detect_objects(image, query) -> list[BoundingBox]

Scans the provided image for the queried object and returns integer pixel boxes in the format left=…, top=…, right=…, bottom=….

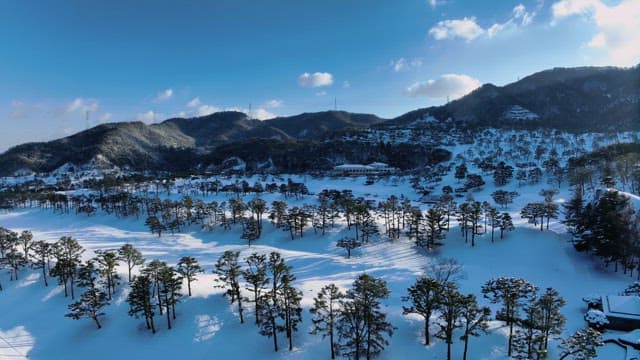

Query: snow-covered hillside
left=0, top=167, right=638, bottom=359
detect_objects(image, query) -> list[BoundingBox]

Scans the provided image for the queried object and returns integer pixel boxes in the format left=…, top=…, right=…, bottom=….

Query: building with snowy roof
left=333, top=162, right=396, bottom=176
left=602, top=295, right=640, bottom=331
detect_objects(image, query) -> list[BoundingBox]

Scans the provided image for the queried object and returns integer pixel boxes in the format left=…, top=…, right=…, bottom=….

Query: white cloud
left=429, top=17, right=485, bottom=41
left=429, top=4, right=536, bottom=41
left=551, top=0, right=598, bottom=19
left=65, top=98, right=99, bottom=114
left=136, top=110, right=161, bottom=124
left=427, top=0, right=445, bottom=8
left=181, top=97, right=220, bottom=117
left=251, top=108, right=276, bottom=120
left=9, top=100, right=30, bottom=119
left=154, top=88, right=173, bottom=102
left=390, top=58, right=423, bottom=72
left=97, top=113, right=112, bottom=123
left=551, top=0, right=640, bottom=66
left=186, top=97, right=201, bottom=108
left=264, top=99, right=283, bottom=108
left=227, top=106, right=276, bottom=120
left=298, top=72, right=334, bottom=87
left=342, top=81, right=351, bottom=89
left=405, top=73, right=481, bottom=99
left=512, top=4, right=535, bottom=26
left=195, top=105, right=219, bottom=116
left=315, top=91, right=327, bottom=97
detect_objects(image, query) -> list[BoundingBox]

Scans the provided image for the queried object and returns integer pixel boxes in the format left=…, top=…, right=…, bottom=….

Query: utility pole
left=85, top=110, right=90, bottom=130
left=334, top=97, right=337, bottom=111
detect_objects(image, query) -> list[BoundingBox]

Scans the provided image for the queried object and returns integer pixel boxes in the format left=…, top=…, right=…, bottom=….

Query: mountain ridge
left=1, top=64, right=638, bottom=175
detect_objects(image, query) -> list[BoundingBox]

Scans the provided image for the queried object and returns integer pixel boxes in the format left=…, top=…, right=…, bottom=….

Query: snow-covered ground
left=0, top=169, right=637, bottom=360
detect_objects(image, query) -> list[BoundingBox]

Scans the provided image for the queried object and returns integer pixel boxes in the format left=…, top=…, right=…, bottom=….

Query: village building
left=333, top=162, right=397, bottom=176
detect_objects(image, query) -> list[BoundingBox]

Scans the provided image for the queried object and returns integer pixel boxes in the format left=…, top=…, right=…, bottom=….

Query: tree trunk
left=508, top=320, right=514, bottom=356
left=166, top=302, right=172, bottom=329
left=238, top=295, right=244, bottom=324
left=70, top=275, right=75, bottom=299
left=463, top=335, right=469, bottom=360
left=272, top=314, right=278, bottom=352
left=149, top=313, right=156, bottom=334
left=42, top=265, right=48, bottom=287
left=93, top=316, right=102, bottom=329
left=330, top=325, right=335, bottom=359
left=424, top=317, right=430, bottom=345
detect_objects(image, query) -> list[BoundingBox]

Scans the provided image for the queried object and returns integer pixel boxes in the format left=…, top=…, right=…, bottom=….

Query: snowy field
left=0, top=172, right=637, bottom=360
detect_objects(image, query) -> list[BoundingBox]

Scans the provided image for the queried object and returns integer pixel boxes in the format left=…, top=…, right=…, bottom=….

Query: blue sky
left=1, top=0, right=638, bottom=150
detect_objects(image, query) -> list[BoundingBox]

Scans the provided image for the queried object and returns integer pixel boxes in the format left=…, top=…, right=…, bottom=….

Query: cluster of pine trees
left=564, top=188, right=640, bottom=276
left=2, top=226, right=602, bottom=359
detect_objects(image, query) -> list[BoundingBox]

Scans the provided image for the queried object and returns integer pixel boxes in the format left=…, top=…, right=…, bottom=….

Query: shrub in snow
left=622, top=282, right=640, bottom=297
left=581, top=295, right=602, bottom=310
left=584, top=309, right=608, bottom=330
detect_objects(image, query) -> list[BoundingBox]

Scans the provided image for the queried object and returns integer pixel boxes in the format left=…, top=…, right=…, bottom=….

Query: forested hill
left=385, top=65, right=640, bottom=131
left=0, top=111, right=385, bottom=175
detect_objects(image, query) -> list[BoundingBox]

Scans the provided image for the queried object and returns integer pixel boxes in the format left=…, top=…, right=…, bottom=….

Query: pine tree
left=241, top=218, right=260, bottom=246
left=562, top=187, right=586, bottom=240
left=248, top=198, right=268, bottom=237
left=455, top=163, right=468, bottom=182
left=310, top=284, right=344, bottom=359
left=486, top=206, right=500, bottom=243
left=127, top=274, right=157, bottom=334
left=145, top=215, right=165, bottom=237
left=214, top=251, right=244, bottom=324
left=257, top=251, right=296, bottom=352
left=482, top=277, right=538, bottom=357
left=95, top=249, right=120, bottom=300
left=18, top=230, right=33, bottom=262
left=32, top=240, right=51, bottom=286
left=65, top=260, right=109, bottom=329
left=493, top=161, right=514, bottom=186
left=242, top=253, right=268, bottom=324
left=118, top=243, right=145, bottom=282
left=142, top=259, right=167, bottom=315
left=336, top=237, right=362, bottom=259
left=5, top=247, right=26, bottom=281
left=491, top=190, right=519, bottom=209
left=558, top=328, right=603, bottom=360
left=158, top=265, right=182, bottom=329
left=514, top=297, right=544, bottom=359
left=402, top=276, right=442, bottom=345
left=336, top=273, right=394, bottom=360
left=435, top=282, right=466, bottom=360
left=498, top=212, right=515, bottom=239
left=459, top=294, right=490, bottom=360
left=52, top=236, right=84, bottom=299
left=543, top=202, right=559, bottom=230
left=176, top=256, right=203, bottom=296
left=424, top=207, right=447, bottom=249
left=536, top=287, right=566, bottom=354
left=282, top=283, right=303, bottom=351
left=521, top=202, right=546, bottom=231
left=590, top=190, right=635, bottom=271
